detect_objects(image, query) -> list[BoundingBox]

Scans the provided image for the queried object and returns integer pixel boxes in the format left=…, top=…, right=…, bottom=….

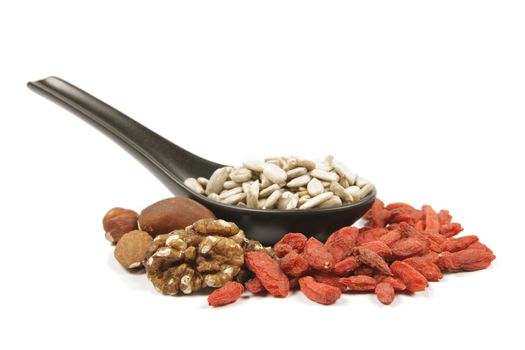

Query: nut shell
left=138, top=197, right=216, bottom=237
left=103, top=207, right=138, bottom=244
left=114, top=230, right=153, bottom=269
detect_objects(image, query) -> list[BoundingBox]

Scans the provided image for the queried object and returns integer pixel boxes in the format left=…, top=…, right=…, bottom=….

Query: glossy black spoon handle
left=27, top=77, right=222, bottom=192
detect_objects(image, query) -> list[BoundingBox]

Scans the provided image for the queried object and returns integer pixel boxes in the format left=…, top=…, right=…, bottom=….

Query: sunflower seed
left=299, top=192, right=334, bottom=209
left=222, top=192, right=246, bottom=205
left=223, top=180, right=241, bottom=190
left=219, top=187, right=243, bottom=200
left=230, top=167, right=252, bottom=183
left=318, top=195, right=343, bottom=208
left=286, top=174, right=312, bottom=188
left=286, top=193, right=299, bottom=210
left=257, top=198, right=267, bottom=209
left=263, top=163, right=287, bottom=186
left=197, top=177, right=209, bottom=187
left=205, top=167, right=231, bottom=195
left=334, top=161, right=356, bottom=186
left=277, top=191, right=293, bottom=209
left=330, top=182, right=352, bottom=202
left=298, top=195, right=311, bottom=206
left=286, top=167, right=308, bottom=179
left=355, top=183, right=373, bottom=201
left=243, top=159, right=265, bottom=172
left=259, top=183, right=281, bottom=198
left=263, top=189, right=282, bottom=209
left=307, top=178, right=324, bottom=197
left=246, top=180, right=260, bottom=209
left=260, top=173, right=272, bottom=189
left=310, top=169, right=339, bottom=182
left=184, top=178, right=204, bottom=194
left=283, top=158, right=298, bottom=171
left=356, top=176, right=370, bottom=188
left=297, top=159, right=316, bottom=171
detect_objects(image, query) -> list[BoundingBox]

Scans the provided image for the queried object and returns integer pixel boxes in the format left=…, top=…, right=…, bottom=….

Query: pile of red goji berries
left=207, top=199, right=496, bottom=307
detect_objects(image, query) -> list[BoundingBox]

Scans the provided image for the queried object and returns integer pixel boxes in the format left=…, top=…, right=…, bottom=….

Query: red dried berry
left=375, top=282, right=395, bottom=305
left=273, top=243, right=294, bottom=258
left=207, top=281, right=244, bottom=307
left=439, top=223, right=464, bottom=237
left=403, top=256, right=443, bottom=282
left=364, top=199, right=388, bottom=228
left=339, top=275, right=377, bottom=291
left=333, top=256, right=361, bottom=276
left=304, top=237, right=335, bottom=271
left=325, top=226, right=358, bottom=263
left=379, top=229, right=402, bottom=247
left=299, top=276, right=342, bottom=305
left=437, top=249, right=495, bottom=272
left=390, top=261, right=428, bottom=293
left=354, top=247, right=392, bottom=276
left=289, top=277, right=300, bottom=290
left=357, top=228, right=390, bottom=245
left=374, top=275, right=406, bottom=291
left=312, top=272, right=347, bottom=291
left=244, top=277, right=266, bottom=294
left=391, top=238, right=428, bottom=258
left=280, top=251, right=309, bottom=277
left=352, top=265, right=376, bottom=276
left=359, top=241, right=392, bottom=258
left=467, top=241, right=494, bottom=255
left=437, top=209, right=452, bottom=225
left=274, top=233, right=308, bottom=257
left=244, top=251, right=289, bottom=298
left=441, top=235, right=479, bottom=252
left=422, top=205, right=440, bottom=235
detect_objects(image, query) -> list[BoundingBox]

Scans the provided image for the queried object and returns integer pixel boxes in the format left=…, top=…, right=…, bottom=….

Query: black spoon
left=27, top=76, right=376, bottom=245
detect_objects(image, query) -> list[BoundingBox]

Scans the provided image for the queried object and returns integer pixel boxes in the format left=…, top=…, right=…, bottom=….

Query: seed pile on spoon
left=184, top=156, right=374, bottom=210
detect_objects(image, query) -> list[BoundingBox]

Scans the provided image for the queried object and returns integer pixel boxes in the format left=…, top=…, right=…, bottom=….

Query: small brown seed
left=103, top=207, right=139, bottom=244
left=114, top=230, right=153, bottom=269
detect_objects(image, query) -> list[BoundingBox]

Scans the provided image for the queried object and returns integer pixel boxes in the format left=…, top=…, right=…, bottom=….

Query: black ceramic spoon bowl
left=27, top=76, right=376, bottom=245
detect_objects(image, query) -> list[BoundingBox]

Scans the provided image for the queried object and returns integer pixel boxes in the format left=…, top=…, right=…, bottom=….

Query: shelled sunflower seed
left=184, top=155, right=374, bottom=210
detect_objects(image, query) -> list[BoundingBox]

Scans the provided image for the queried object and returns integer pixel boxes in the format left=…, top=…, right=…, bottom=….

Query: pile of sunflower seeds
left=184, top=155, right=374, bottom=210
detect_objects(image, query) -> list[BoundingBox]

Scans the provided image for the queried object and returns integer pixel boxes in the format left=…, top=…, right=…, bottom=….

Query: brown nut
left=103, top=207, right=139, bottom=244
left=138, top=198, right=216, bottom=237
left=114, top=230, right=153, bottom=269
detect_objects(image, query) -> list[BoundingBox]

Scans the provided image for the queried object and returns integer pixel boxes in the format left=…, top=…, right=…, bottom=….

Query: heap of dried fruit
left=105, top=196, right=495, bottom=307
left=184, top=155, right=374, bottom=209
left=207, top=199, right=494, bottom=307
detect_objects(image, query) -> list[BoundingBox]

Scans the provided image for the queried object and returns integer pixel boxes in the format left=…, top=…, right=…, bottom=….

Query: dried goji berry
left=354, top=247, right=392, bottom=276
left=311, top=272, right=347, bottom=291
left=303, top=237, right=335, bottom=271
left=333, top=256, right=361, bottom=276
left=375, top=282, right=395, bottom=305
left=339, top=275, right=377, bottom=291
left=386, top=202, right=417, bottom=211
left=374, top=275, right=406, bottom=291
left=357, top=227, right=389, bottom=245
left=414, top=220, right=425, bottom=232
left=441, top=235, right=479, bottom=252
left=403, top=256, right=443, bottom=281
left=299, top=276, right=342, bottom=305
left=439, top=223, right=464, bottom=237
left=280, top=251, right=309, bottom=277
left=244, top=251, right=289, bottom=298
left=419, top=251, right=440, bottom=264
left=379, top=229, right=402, bottom=247
left=391, top=238, right=428, bottom=258
left=467, top=241, right=494, bottom=255
left=352, top=265, right=375, bottom=276
left=325, top=226, right=358, bottom=262
left=422, top=205, right=440, bottom=235
left=273, top=243, right=294, bottom=258
left=390, top=261, right=428, bottom=293
left=244, top=277, right=266, bottom=294
left=437, top=249, right=495, bottom=272
left=359, top=240, right=392, bottom=258
left=437, top=209, right=452, bottom=225
left=207, top=281, right=244, bottom=307
left=274, top=232, right=307, bottom=257
left=364, top=199, right=389, bottom=228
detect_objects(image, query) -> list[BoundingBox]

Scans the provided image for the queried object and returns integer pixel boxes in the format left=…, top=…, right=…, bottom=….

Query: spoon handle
left=27, top=76, right=222, bottom=188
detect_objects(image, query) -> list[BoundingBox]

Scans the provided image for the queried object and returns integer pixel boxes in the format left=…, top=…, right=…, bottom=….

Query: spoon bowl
left=28, top=76, right=376, bottom=245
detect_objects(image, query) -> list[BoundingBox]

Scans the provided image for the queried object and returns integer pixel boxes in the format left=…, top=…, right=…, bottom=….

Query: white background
left=1, top=1, right=524, bottom=349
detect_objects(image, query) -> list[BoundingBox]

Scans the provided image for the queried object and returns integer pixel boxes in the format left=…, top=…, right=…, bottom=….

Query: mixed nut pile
left=184, top=155, right=374, bottom=209
left=105, top=196, right=495, bottom=307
